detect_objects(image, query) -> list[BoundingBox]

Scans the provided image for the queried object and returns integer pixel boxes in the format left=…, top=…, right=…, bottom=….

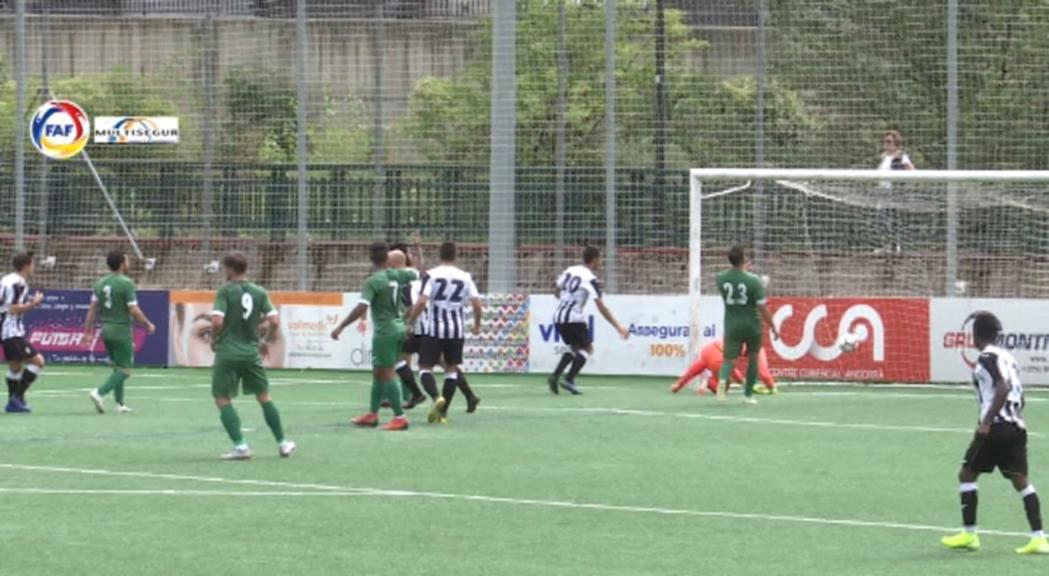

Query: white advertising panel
left=528, top=295, right=723, bottom=376
left=930, top=298, right=1049, bottom=384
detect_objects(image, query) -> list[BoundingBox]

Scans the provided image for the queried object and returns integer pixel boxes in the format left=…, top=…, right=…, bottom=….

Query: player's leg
left=742, top=335, right=763, bottom=403
left=717, top=336, right=742, bottom=400
left=756, top=348, right=776, bottom=394
left=92, top=335, right=133, bottom=413
left=418, top=338, right=448, bottom=423
left=5, top=357, right=23, bottom=412
left=445, top=339, right=478, bottom=413
left=18, top=353, right=44, bottom=411
left=241, top=358, right=294, bottom=455
left=212, top=359, right=250, bottom=460
left=440, top=362, right=460, bottom=417
left=459, top=370, right=481, bottom=413
left=549, top=323, right=575, bottom=394
left=943, top=432, right=989, bottom=550
left=561, top=324, right=591, bottom=395
left=1002, top=428, right=1049, bottom=554
left=374, top=330, right=407, bottom=431
left=672, top=355, right=707, bottom=393
left=397, top=339, right=426, bottom=408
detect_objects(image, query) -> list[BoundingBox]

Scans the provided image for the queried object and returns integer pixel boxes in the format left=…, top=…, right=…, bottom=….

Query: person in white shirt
left=874, top=129, right=915, bottom=253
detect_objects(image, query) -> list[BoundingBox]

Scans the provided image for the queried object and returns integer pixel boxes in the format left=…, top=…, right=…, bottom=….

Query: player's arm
left=595, top=299, right=629, bottom=339
left=331, top=303, right=368, bottom=340
left=126, top=285, right=156, bottom=335
left=9, top=290, right=44, bottom=315
left=81, top=296, right=99, bottom=346
left=210, top=288, right=228, bottom=339
left=753, top=277, right=779, bottom=340
left=406, top=275, right=432, bottom=326
left=977, top=353, right=1010, bottom=434
left=468, top=276, right=482, bottom=336
left=258, top=292, right=280, bottom=339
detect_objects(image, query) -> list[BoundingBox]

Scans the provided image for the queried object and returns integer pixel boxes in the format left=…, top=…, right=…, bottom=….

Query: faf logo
left=30, top=100, right=90, bottom=160
left=771, top=303, right=885, bottom=362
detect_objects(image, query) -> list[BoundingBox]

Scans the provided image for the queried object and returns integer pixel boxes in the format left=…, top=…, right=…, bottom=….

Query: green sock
left=744, top=354, right=759, bottom=397
left=718, top=359, right=733, bottom=389
left=384, top=379, right=404, bottom=417
left=97, top=370, right=126, bottom=398
left=261, top=401, right=285, bottom=443
left=114, top=375, right=127, bottom=405
left=219, top=404, right=244, bottom=445
left=369, top=379, right=383, bottom=413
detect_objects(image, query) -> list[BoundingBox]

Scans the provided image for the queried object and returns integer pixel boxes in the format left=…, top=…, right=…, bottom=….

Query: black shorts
left=963, top=423, right=1028, bottom=477
left=2, top=337, right=38, bottom=363
left=419, top=336, right=465, bottom=367
left=555, top=323, right=592, bottom=349
left=402, top=333, right=421, bottom=355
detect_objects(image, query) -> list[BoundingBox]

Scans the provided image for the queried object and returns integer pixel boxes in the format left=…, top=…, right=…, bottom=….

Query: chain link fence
left=1, top=0, right=1047, bottom=295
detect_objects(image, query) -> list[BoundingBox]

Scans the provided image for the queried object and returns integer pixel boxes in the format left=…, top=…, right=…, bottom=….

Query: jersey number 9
left=241, top=293, right=254, bottom=320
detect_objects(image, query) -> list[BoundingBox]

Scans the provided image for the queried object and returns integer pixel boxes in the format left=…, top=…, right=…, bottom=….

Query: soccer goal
left=688, top=168, right=1049, bottom=383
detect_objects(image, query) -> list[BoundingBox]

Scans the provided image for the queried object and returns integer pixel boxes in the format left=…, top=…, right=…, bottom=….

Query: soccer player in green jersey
left=83, top=250, right=156, bottom=414
left=331, top=242, right=417, bottom=431
left=209, top=252, right=295, bottom=460
left=716, top=245, right=779, bottom=404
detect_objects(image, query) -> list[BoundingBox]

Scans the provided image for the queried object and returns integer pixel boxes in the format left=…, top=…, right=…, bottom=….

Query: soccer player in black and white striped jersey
left=407, top=242, right=483, bottom=423
left=548, top=246, right=629, bottom=395
left=942, top=312, right=1049, bottom=555
left=388, top=245, right=430, bottom=409
left=0, top=252, right=46, bottom=413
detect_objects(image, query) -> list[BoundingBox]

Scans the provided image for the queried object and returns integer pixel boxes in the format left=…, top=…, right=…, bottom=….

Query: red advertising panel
left=764, top=298, right=929, bottom=382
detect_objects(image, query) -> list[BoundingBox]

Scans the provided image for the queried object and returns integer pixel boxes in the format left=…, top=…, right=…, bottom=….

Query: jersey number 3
left=102, top=285, right=113, bottom=309
left=722, top=282, right=749, bottom=306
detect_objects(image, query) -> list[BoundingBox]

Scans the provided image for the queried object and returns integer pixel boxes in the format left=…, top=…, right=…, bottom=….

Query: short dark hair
left=106, top=249, right=127, bottom=272
left=390, top=242, right=412, bottom=267
left=971, top=311, right=1002, bottom=344
left=12, top=251, right=33, bottom=272
left=370, top=241, right=389, bottom=266
left=222, top=252, right=248, bottom=275
left=439, top=241, right=457, bottom=262
left=728, top=245, right=746, bottom=267
left=582, top=246, right=600, bottom=265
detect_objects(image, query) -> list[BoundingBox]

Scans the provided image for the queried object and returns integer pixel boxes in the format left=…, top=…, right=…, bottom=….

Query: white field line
left=29, top=392, right=1034, bottom=436
left=0, top=487, right=370, bottom=497
left=0, top=463, right=1030, bottom=539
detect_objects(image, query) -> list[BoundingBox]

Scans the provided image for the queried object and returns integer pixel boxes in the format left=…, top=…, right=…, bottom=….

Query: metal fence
left=2, top=0, right=1048, bottom=295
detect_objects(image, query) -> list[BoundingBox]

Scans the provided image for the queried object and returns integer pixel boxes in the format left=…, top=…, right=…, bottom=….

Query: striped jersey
left=420, top=264, right=478, bottom=340
left=400, top=269, right=430, bottom=335
left=553, top=265, right=602, bottom=325
left=0, top=272, right=30, bottom=340
left=972, top=345, right=1025, bottom=429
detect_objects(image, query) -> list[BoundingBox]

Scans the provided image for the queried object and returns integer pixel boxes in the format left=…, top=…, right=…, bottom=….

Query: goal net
left=688, top=168, right=1049, bottom=383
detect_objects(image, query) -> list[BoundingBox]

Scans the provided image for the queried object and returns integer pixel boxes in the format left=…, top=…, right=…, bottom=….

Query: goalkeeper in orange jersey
left=670, top=339, right=776, bottom=396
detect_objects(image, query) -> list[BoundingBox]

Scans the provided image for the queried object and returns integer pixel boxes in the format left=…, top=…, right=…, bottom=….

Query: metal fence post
left=945, top=0, right=959, bottom=296
left=603, top=0, right=617, bottom=292
left=295, top=0, right=310, bottom=289
left=488, top=0, right=517, bottom=292
left=372, top=3, right=387, bottom=236
left=13, top=0, right=27, bottom=252
left=753, top=0, right=768, bottom=265
left=554, top=0, right=567, bottom=265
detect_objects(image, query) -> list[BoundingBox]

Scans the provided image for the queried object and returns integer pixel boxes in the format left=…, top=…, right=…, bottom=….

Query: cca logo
left=771, top=304, right=885, bottom=362
left=30, top=100, right=90, bottom=160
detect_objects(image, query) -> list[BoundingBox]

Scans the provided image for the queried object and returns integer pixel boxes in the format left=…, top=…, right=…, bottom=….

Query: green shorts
left=212, top=356, right=269, bottom=399
left=103, top=335, right=134, bottom=369
left=372, top=330, right=406, bottom=369
left=724, top=329, right=763, bottom=361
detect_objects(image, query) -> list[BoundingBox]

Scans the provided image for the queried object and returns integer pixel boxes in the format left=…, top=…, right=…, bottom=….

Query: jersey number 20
left=722, top=282, right=749, bottom=306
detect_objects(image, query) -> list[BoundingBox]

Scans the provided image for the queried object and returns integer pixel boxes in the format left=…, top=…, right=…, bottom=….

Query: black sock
left=397, top=364, right=423, bottom=399
left=420, top=371, right=440, bottom=400
left=19, top=368, right=38, bottom=400
left=565, top=353, right=588, bottom=382
left=442, top=377, right=458, bottom=408
left=553, top=353, right=574, bottom=378
left=1023, top=488, right=1043, bottom=533
left=6, top=376, right=18, bottom=401
left=961, top=486, right=978, bottom=528
left=457, top=373, right=477, bottom=402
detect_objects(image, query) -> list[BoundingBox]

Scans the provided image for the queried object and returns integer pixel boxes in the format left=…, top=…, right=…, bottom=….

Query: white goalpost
left=688, top=168, right=1049, bottom=382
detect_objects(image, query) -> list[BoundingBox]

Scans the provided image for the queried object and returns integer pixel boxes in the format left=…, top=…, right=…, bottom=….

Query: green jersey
left=717, top=267, right=767, bottom=335
left=212, top=281, right=275, bottom=361
left=93, top=273, right=138, bottom=330
left=361, top=268, right=418, bottom=336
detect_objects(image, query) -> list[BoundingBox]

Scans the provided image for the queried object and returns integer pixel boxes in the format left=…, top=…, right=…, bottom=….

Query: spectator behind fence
left=874, top=130, right=913, bottom=253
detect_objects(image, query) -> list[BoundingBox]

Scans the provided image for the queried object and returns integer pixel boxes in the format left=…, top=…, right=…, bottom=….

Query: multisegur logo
left=30, top=100, right=90, bottom=160
left=94, top=116, right=180, bottom=144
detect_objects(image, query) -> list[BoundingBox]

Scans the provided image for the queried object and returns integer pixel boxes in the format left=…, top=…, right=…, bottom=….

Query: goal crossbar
left=690, top=168, right=1049, bottom=183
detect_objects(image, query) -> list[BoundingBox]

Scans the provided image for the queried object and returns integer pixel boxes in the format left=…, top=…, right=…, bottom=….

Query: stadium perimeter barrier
left=9, top=289, right=1049, bottom=385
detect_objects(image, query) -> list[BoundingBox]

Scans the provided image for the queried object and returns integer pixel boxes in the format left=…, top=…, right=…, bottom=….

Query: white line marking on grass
left=0, top=487, right=370, bottom=497
left=0, top=463, right=1030, bottom=538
